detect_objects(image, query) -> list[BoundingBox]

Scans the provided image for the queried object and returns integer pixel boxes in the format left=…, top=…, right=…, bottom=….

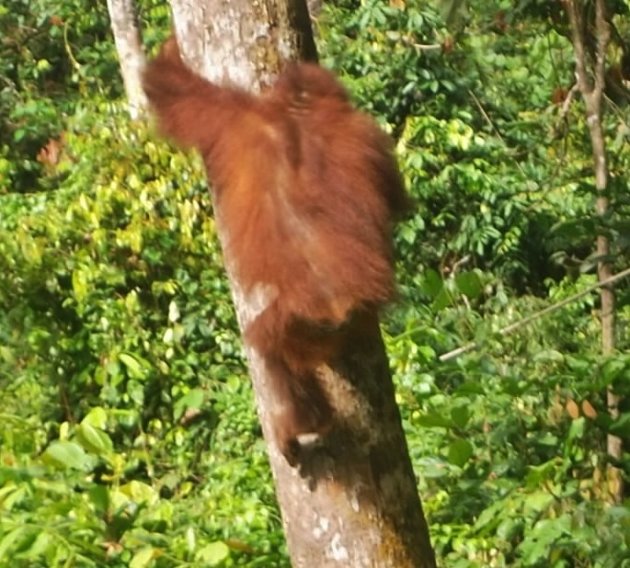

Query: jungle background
left=1, top=0, right=629, bottom=566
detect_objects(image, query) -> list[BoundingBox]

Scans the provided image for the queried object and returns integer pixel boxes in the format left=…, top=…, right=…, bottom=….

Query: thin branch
left=593, top=0, right=609, bottom=95
left=450, top=254, right=471, bottom=275
left=563, top=0, right=591, bottom=94
left=560, top=83, right=579, bottom=119
left=603, top=94, right=630, bottom=130
left=468, top=88, right=504, bottom=142
left=439, top=266, right=630, bottom=362
left=63, top=22, right=82, bottom=71
left=411, top=43, right=443, bottom=52
left=467, top=88, right=528, bottom=179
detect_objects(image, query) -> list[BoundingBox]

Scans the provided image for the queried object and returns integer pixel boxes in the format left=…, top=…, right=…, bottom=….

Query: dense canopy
left=0, top=1, right=629, bottom=566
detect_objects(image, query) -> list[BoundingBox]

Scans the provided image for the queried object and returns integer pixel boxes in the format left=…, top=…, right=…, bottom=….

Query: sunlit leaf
left=195, top=542, right=230, bottom=565
left=119, top=481, right=158, bottom=505
left=42, top=441, right=93, bottom=471
left=130, top=547, right=158, bottom=568
left=76, top=422, right=114, bottom=456
left=82, top=407, right=108, bottom=429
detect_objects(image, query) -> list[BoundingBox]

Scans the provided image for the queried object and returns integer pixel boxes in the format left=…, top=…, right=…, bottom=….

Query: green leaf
left=454, top=271, right=482, bottom=299
left=174, top=389, right=206, bottom=421
left=195, top=542, right=230, bottom=565
left=432, top=287, right=451, bottom=311
left=76, top=422, right=114, bottom=456
left=22, top=531, right=51, bottom=559
left=72, top=268, right=89, bottom=302
left=42, top=441, right=93, bottom=471
left=0, top=527, right=31, bottom=559
left=601, top=357, right=629, bottom=385
left=420, top=269, right=443, bottom=299
left=419, top=458, right=450, bottom=479
left=566, top=417, right=585, bottom=443
left=89, top=485, right=110, bottom=514
left=525, top=460, right=561, bottom=488
left=532, top=349, right=564, bottom=363
left=119, top=481, right=158, bottom=505
left=474, top=499, right=512, bottom=532
left=450, top=405, right=471, bottom=429
left=447, top=439, right=473, bottom=467
left=454, top=381, right=485, bottom=395
left=398, top=223, right=417, bottom=244
left=82, top=407, right=108, bottom=429
left=609, top=412, right=630, bottom=437
left=36, top=59, right=51, bottom=72
left=518, top=516, right=570, bottom=563
left=415, top=412, right=453, bottom=429
left=496, top=517, right=523, bottom=540
left=130, top=547, right=158, bottom=568
left=119, top=352, right=150, bottom=380
left=523, top=491, right=555, bottom=516
left=0, top=484, right=26, bottom=510
left=127, top=379, right=146, bottom=405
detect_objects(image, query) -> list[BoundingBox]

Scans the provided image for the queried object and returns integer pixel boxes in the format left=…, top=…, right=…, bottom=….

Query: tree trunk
left=167, top=0, right=436, bottom=565
left=563, top=0, right=623, bottom=502
left=107, top=0, right=148, bottom=118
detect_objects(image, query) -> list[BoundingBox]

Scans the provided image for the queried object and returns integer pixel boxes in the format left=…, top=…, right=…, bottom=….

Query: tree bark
left=167, top=0, right=436, bottom=565
left=563, top=0, right=622, bottom=502
left=107, top=0, right=148, bottom=118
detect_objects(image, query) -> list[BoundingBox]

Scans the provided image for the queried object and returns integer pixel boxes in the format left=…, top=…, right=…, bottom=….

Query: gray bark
left=107, top=0, right=148, bottom=118
left=171, top=0, right=316, bottom=91
left=167, top=0, right=436, bottom=565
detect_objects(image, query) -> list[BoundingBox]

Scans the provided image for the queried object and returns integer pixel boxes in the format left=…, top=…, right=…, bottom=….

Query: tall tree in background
left=562, top=0, right=623, bottom=502
left=152, top=0, right=436, bottom=566
left=107, top=0, right=148, bottom=118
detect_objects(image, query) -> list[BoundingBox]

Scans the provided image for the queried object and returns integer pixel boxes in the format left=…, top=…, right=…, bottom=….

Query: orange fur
left=143, top=38, right=410, bottom=463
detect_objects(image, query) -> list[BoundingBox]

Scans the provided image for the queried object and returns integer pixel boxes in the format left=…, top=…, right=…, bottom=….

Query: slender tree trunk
left=167, top=1, right=436, bottom=565
left=563, top=0, right=622, bottom=502
left=107, top=0, right=148, bottom=118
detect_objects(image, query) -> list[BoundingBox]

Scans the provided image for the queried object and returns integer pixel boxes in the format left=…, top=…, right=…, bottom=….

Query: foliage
left=1, top=0, right=629, bottom=567
left=0, top=0, right=117, bottom=192
left=323, top=0, right=630, bottom=290
left=0, top=110, right=285, bottom=566
left=0, top=0, right=170, bottom=194
left=388, top=270, right=630, bottom=566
